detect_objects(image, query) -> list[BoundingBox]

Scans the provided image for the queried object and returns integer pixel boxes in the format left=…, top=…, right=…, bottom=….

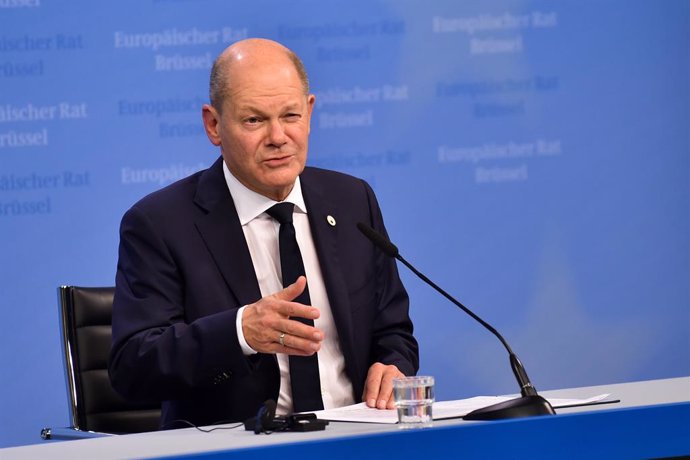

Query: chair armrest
left=40, top=426, right=114, bottom=441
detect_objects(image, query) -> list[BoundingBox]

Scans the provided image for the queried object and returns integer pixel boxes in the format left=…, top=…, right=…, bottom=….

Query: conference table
left=2, top=377, right=689, bottom=459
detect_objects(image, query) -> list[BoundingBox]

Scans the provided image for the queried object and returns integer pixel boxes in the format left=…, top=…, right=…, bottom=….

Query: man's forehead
left=228, top=55, right=294, bottom=79
left=221, top=44, right=306, bottom=91
left=231, top=94, right=308, bottom=113
left=225, top=65, right=306, bottom=101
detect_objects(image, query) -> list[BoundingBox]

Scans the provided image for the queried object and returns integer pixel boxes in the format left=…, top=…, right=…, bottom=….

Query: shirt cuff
left=236, top=305, right=258, bottom=356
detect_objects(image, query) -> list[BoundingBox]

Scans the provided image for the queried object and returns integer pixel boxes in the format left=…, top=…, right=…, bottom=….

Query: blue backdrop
left=1, top=0, right=688, bottom=448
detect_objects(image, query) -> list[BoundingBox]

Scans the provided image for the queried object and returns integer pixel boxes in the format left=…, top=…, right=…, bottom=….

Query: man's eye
left=245, top=117, right=261, bottom=124
left=285, top=113, right=301, bottom=121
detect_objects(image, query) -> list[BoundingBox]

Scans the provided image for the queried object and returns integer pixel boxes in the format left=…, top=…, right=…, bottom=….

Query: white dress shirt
left=223, top=162, right=355, bottom=415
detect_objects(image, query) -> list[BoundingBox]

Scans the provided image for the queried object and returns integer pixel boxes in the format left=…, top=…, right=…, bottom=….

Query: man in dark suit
left=109, top=38, right=418, bottom=429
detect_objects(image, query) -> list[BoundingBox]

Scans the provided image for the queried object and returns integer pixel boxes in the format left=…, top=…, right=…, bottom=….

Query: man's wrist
left=235, top=305, right=258, bottom=355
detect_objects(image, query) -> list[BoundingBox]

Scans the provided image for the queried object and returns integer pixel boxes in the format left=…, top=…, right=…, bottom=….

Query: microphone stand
left=358, top=223, right=555, bottom=420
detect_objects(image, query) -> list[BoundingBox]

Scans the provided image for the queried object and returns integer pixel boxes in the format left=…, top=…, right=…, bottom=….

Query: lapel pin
left=326, top=215, right=336, bottom=227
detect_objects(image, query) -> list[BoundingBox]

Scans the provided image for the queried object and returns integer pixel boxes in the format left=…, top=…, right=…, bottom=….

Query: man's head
left=202, top=38, right=315, bottom=202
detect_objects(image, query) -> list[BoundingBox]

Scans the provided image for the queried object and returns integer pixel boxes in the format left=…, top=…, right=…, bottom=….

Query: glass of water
left=392, top=376, right=435, bottom=429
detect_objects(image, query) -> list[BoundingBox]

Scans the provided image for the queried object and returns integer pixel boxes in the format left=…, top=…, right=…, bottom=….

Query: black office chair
left=41, top=286, right=161, bottom=440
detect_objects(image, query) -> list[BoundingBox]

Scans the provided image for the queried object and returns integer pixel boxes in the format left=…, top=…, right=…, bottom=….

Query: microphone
left=244, top=400, right=329, bottom=433
left=356, top=222, right=555, bottom=420
left=244, top=399, right=277, bottom=433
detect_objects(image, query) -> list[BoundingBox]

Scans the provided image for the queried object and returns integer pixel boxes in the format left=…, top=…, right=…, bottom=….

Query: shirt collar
left=222, top=161, right=307, bottom=226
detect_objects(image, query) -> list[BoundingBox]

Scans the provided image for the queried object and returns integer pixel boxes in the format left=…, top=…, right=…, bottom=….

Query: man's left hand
left=362, top=362, right=404, bottom=409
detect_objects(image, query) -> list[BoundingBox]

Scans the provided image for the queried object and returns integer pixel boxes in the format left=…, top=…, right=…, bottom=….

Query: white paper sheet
left=312, top=394, right=612, bottom=424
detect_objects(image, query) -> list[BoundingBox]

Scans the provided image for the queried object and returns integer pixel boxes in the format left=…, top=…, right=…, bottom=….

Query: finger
left=363, top=363, right=384, bottom=408
left=277, top=318, right=324, bottom=342
left=273, top=276, right=307, bottom=302
left=265, top=328, right=321, bottom=355
left=380, top=367, right=404, bottom=409
left=278, top=300, right=321, bottom=322
left=278, top=332, right=322, bottom=354
left=375, top=367, right=399, bottom=409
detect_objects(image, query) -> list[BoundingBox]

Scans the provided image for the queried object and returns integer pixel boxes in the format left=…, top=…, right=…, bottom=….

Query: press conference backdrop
left=1, top=0, right=688, bottom=448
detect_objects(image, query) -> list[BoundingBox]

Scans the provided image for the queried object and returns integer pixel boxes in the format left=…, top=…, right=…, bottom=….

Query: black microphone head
left=253, top=399, right=277, bottom=434
left=356, top=222, right=399, bottom=258
left=261, top=399, right=276, bottom=421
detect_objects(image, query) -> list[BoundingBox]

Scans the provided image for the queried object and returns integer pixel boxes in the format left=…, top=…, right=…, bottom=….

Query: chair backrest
left=59, top=286, right=161, bottom=434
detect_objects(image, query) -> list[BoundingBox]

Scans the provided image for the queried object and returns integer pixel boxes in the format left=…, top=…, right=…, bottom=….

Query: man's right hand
left=241, top=276, right=324, bottom=356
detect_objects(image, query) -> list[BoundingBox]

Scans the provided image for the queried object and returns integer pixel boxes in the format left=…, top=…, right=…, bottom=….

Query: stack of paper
left=312, top=394, right=612, bottom=423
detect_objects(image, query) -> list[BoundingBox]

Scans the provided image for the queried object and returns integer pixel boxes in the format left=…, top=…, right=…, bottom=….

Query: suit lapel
left=193, top=158, right=262, bottom=306
left=301, top=172, right=357, bottom=371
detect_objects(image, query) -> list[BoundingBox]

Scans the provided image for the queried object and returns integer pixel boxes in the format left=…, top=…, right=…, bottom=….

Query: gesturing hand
left=242, top=276, right=324, bottom=356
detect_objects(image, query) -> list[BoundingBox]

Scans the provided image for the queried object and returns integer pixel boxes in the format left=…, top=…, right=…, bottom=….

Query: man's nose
left=267, top=121, right=288, bottom=147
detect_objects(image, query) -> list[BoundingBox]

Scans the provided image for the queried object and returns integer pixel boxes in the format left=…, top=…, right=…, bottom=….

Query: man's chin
left=260, top=176, right=301, bottom=200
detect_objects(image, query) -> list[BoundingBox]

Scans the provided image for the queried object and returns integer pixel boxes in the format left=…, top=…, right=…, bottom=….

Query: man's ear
left=202, top=104, right=222, bottom=146
left=305, top=94, right=316, bottom=135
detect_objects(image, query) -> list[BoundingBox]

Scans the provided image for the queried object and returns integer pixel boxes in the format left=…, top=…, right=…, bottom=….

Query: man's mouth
left=263, top=154, right=294, bottom=166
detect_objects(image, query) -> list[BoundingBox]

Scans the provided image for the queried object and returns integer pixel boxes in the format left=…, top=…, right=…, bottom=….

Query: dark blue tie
left=266, top=203, right=324, bottom=412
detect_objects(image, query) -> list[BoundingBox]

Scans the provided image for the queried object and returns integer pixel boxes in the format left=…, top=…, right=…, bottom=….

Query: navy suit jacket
left=109, top=157, right=419, bottom=428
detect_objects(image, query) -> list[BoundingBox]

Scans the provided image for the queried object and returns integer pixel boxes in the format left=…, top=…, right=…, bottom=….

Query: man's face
left=203, top=57, right=315, bottom=201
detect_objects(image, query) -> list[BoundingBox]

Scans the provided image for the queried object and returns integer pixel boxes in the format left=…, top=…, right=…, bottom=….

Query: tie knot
left=266, top=202, right=294, bottom=225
